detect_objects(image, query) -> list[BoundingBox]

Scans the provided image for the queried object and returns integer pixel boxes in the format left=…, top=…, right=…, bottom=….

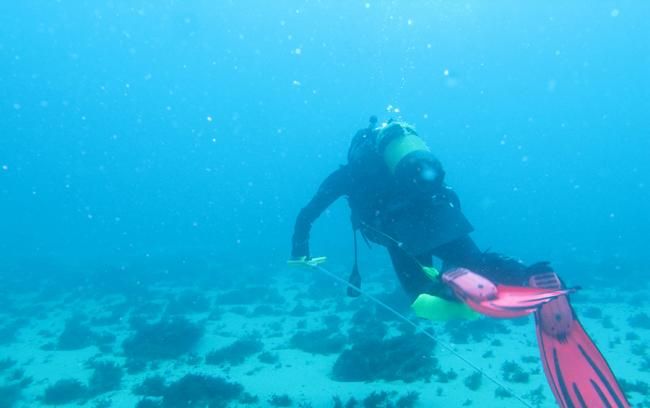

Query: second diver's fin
left=530, top=272, right=630, bottom=408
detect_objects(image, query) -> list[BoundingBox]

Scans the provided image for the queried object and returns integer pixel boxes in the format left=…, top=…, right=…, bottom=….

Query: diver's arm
left=291, top=166, right=351, bottom=258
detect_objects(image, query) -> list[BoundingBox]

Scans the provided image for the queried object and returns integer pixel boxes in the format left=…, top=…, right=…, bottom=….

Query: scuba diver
left=292, top=116, right=541, bottom=299
left=289, top=117, right=629, bottom=408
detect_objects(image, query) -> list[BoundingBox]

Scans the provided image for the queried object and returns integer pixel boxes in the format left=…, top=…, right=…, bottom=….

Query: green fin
left=411, top=294, right=480, bottom=321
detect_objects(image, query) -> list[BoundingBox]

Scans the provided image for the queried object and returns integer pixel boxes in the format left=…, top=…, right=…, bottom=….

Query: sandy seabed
left=0, top=264, right=647, bottom=408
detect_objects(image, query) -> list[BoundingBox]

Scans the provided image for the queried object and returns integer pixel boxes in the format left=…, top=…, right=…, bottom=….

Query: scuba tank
left=375, top=120, right=445, bottom=196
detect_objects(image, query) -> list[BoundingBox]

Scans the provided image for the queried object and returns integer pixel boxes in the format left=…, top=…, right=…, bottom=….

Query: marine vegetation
left=130, top=373, right=249, bottom=407
left=331, top=333, right=437, bottom=382
left=290, top=328, right=347, bottom=355
left=87, top=360, right=123, bottom=395
left=268, top=393, right=292, bottom=407
left=501, top=360, right=530, bottom=384
left=628, top=312, right=650, bottom=329
left=0, top=383, right=22, bottom=408
left=122, top=316, right=203, bottom=360
left=161, top=374, right=244, bottom=407
left=205, top=337, right=264, bottom=366
left=463, top=371, right=482, bottom=391
left=42, top=378, right=88, bottom=405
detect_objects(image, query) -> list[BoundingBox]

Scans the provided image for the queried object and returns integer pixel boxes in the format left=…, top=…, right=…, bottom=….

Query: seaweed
left=322, top=315, right=342, bottom=331
left=205, top=337, right=264, bottom=365
left=133, top=375, right=167, bottom=396
left=433, top=368, right=457, bottom=383
left=268, top=394, right=293, bottom=407
left=463, top=372, right=482, bottom=391
left=641, top=356, right=650, bottom=372
left=620, top=378, right=650, bottom=395
left=0, top=358, right=16, bottom=372
left=524, top=385, right=547, bottom=408
left=395, top=392, right=419, bottom=408
left=0, top=383, right=22, bottom=408
left=124, top=358, right=148, bottom=374
left=161, top=374, right=243, bottom=407
left=57, top=317, right=95, bottom=350
left=136, top=398, right=162, bottom=408
left=494, top=387, right=512, bottom=399
left=362, top=391, right=390, bottom=408
left=501, top=360, right=530, bottom=384
left=290, top=329, right=346, bottom=355
left=331, top=333, right=437, bottom=382
left=57, top=317, right=114, bottom=351
left=123, top=316, right=203, bottom=360
left=42, top=379, right=88, bottom=405
left=87, top=360, right=123, bottom=395
left=628, top=313, right=650, bottom=329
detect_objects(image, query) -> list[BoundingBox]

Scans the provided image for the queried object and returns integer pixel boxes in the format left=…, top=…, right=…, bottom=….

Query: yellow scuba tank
left=375, top=121, right=445, bottom=193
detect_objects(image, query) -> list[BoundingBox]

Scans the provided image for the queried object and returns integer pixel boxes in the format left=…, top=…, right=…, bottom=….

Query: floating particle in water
left=293, top=47, right=302, bottom=55
left=292, top=80, right=301, bottom=86
left=611, top=9, right=620, bottom=17
left=386, top=104, right=400, bottom=113
left=443, top=69, right=449, bottom=77
left=1, top=165, right=7, bottom=171
left=206, top=115, right=213, bottom=122
left=13, top=103, right=21, bottom=110
left=365, top=3, right=370, bottom=9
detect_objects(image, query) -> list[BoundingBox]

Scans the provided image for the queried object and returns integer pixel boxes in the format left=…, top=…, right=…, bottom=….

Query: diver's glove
left=287, top=256, right=327, bottom=267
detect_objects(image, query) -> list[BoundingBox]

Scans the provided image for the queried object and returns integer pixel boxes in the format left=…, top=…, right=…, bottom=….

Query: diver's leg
left=432, top=235, right=546, bottom=285
left=386, top=245, right=435, bottom=300
left=431, top=235, right=482, bottom=271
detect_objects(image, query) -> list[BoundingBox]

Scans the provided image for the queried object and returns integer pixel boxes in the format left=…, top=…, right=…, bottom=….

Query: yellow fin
left=411, top=294, right=480, bottom=321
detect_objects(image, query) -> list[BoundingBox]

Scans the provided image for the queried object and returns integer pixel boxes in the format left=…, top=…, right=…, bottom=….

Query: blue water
left=0, top=1, right=649, bottom=407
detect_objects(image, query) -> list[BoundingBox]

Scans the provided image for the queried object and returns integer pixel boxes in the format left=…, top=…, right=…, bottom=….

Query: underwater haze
left=0, top=1, right=649, bottom=407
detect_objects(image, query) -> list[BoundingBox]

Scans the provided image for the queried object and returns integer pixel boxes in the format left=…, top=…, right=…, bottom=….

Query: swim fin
left=530, top=272, right=630, bottom=408
left=442, top=268, right=575, bottom=319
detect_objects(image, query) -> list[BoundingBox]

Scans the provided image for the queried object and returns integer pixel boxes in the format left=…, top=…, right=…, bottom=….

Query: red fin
left=531, top=273, right=630, bottom=408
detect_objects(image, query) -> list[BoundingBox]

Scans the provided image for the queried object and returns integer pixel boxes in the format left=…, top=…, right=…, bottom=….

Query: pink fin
left=442, top=268, right=572, bottom=319
left=531, top=272, right=630, bottom=408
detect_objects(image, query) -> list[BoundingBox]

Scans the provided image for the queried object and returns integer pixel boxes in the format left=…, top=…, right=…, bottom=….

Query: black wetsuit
left=291, top=158, right=537, bottom=300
